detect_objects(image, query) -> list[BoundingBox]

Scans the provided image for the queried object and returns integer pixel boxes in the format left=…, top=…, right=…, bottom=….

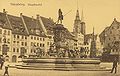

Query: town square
left=0, top=0, right=120, bottom=76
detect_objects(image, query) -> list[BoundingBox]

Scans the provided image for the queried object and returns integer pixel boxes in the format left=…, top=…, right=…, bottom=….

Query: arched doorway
left=12, top=55, right=17, bottom=62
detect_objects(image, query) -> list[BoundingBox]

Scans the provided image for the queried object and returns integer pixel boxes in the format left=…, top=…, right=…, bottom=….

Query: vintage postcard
left=0, top=0, right=120, bottom=76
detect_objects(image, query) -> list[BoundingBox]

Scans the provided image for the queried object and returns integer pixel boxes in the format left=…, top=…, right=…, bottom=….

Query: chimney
left=3, top=9, right=7, bottom=14
left=20, top=13, right=23, bottom=16
left=114, top=18, right=117, bottom=21
left=36, top=14, right=39, bottom=20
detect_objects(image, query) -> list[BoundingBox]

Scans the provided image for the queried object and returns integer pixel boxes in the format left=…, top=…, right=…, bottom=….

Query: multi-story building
left=7, top=14, right=29, bottom=62
left=99, top=18, right=120, bottom=57
left=84, top=32, right=97, bottom=57
left=0, top=9, right=55, bottom=62
left=21, top=14, right=47, bottom=57
left=40, top=16, right=55, bottom=52
left=0, top=10, right=12, bottom=61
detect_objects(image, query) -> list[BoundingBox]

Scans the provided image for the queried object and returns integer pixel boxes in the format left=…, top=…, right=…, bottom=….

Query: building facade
left=99, top=18, right=120, bottom=56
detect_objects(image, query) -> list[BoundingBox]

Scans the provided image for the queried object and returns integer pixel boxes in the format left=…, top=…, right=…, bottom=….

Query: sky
left=0, top=0, right=120, bottom=34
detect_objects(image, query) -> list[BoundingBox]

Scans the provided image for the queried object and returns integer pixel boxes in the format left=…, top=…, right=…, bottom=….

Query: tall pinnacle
left=75, top=10, right=80, bottom=20
left=81, top=9, right=84, bottom=22
left=92, top=27, right=95, bottom=41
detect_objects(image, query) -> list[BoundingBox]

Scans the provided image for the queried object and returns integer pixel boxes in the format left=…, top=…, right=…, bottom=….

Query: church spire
left=75, top=9, right=80, bottom=20
left=75, top=0, right=80, bottom=20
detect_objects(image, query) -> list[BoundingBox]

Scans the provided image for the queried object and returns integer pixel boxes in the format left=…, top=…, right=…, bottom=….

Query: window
left=21, top=42, right=24, bottom=46
left=13, top=48, right=15, bottom=52
left=25, top=50, right=27, bottom=53
left=113, top=49, right=114, bottom=52
left=22, top=36, right=24, bottom=39
left=25, top=36, right=27, bottom=39
left=17, top=35, right=19, bottom=39
left=34, top=50, right=36, bottom=53
left=8, top=31, right=10, bottom=35
left=43, top=44, right=45, bottom=47
left=34, top=37, right=36, bottom=40
left=49, top=36, right=52, bottom=39
left=37, top=43, right=39, bottom=46
left=4, top=30, right=6, bottom=35
left=31, top=36, right=33, bottom=39
left=13, top=41, right=16, bottom=43
left=17, top=41, right=19, bottom=44
left=25, top=42, right=27, bottom=46
left=40, top=43, right=42, bottom=47
left=37, top=37, right=39, bottom=40
left=40, top=38, right=42, bottom=41
left=109, top=38, right=110, bottom=40
left=43, top=38, right=45, bottom=41
left=17, top=48, right=19, bottom=53
left=31, top=49, right=33, bottom=53
left=50, top=42, right=52, bottom=45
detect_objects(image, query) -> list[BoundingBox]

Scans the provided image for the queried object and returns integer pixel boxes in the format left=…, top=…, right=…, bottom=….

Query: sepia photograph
left=0, top=0, right=120, bottom=76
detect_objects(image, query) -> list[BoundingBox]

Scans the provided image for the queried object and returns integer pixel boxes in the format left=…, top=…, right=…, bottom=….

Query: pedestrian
left=1, top=58, right=4, bottom=69
left=3, top=65, right=9, bottom=76
left=110, top=57, right=118, bottom=74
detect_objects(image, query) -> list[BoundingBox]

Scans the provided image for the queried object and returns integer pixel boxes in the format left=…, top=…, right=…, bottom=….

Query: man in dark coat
left=4, top=65, right=9, bottom=76
left=111, top=57, right=118, bottom=73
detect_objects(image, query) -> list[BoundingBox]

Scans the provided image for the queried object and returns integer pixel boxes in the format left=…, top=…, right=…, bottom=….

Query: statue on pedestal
left=57, top=9, right=63, bottom=24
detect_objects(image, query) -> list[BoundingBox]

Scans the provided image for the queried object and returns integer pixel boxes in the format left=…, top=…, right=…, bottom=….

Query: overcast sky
left=0, top=0, right=120, bottom=34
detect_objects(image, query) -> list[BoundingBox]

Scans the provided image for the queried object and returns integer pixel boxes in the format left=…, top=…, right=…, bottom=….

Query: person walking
left=3, top=65, right=9, bottom=76
left=1, top=58, right=5, bottom=69
left=111, top=57, right=118, bottom=74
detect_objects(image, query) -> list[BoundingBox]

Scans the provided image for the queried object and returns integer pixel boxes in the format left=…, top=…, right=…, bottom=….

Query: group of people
left=0, top=56, right=9, bottom=76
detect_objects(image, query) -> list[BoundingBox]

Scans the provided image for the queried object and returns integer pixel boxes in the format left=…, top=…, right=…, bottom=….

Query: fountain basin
left=16, top=58, right=111, bottom=71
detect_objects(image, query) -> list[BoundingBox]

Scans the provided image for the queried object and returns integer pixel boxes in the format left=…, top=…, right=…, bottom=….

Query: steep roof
left=84, top=34, right=97, bottom=44
left=99, top=18, right=120, bottom=44
left=40, top=16, right=55, bottom=35
left=0, top=12, right=11, bottom=30
left=7, top=14, right=28, bottom=35
left=22, top=15, right=45, bottom=37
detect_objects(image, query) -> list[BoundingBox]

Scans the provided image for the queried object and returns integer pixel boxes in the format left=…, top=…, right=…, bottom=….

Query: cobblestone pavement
left=0, top=63, right=119, bottom=76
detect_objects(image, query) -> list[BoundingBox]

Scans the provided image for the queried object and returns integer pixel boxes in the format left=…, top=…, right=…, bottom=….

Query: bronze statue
left=57, top=9, right=63, bottom=24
